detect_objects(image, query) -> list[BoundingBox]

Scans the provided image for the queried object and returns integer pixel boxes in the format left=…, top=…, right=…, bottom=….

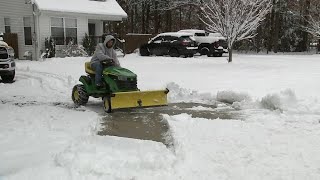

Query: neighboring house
left=0, top=0, right=127, bottom=60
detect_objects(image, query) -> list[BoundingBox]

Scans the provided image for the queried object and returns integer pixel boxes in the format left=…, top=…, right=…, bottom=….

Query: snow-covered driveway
left=1, top=54, right=320, bottom=179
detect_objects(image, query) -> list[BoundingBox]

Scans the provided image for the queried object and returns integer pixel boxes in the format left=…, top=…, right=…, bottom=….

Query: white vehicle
left=0, top=41, right=16, bottom=82
left=178, top=29, right=228, bottom=57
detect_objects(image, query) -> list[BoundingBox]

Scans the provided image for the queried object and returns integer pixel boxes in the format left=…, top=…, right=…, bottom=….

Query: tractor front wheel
left=72, top=84, right=89, bottom=106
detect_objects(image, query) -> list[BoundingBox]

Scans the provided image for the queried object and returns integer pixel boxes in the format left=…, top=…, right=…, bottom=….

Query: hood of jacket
left=104, top=35, right=116, bottom=49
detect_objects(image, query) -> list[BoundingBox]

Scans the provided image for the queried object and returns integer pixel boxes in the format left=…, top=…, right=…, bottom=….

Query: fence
left=124, top=34, right=153, bottom=54
left=89, top=34, right=153, bottom=55
left=89, top=35, right=126, bottom=55
left=4, top=33, right=19, bottom=58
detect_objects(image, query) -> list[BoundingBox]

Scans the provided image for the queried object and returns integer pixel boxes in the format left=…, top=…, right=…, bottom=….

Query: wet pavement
left=98, top=103, right=242, bottom=147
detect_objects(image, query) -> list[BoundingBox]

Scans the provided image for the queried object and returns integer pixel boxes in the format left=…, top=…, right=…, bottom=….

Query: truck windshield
left=195, top=33, right=206, bottom=36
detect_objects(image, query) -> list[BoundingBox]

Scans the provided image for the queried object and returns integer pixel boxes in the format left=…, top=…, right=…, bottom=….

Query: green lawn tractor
left=71, top=61, right=169, bottom=112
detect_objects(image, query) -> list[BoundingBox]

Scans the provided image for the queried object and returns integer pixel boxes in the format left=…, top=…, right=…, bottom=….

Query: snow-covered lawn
left=1, top=54, right=320, bottom=179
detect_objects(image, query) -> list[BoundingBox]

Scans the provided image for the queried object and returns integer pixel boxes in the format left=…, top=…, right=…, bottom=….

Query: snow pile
left=0, top=104, right=100, bottom=175
left=188, top=106, right=216, bottom=111
left=216, top=90, right=251, bottom=104
left=53, top=136, right=176, bottom=179
left=260, top=89, right=297, bottom=111
left=164, top=113, right=320, bottom=180
left=166, top=82, right=215, bottom=104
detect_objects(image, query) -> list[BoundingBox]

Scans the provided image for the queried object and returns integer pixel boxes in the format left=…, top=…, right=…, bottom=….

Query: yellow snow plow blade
left=110, top=89, right=169, bottom=110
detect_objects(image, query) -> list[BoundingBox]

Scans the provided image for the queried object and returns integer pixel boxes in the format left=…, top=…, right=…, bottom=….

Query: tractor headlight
left=118, top=76, right=127, bottom=81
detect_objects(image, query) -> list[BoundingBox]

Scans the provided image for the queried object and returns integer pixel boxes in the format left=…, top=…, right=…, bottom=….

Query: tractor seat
left=85, top=62, right=95, bottom=75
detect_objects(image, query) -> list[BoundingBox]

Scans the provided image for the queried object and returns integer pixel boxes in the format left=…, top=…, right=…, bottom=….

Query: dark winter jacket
left=90, top=35, right=120, bottom=67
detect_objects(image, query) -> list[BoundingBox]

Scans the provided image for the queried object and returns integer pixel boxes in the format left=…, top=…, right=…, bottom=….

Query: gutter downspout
left=32, top=2, right=39, bottom=60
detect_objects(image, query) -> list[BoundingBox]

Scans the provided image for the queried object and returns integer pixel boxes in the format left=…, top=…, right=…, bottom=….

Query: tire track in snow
left=15, top=69, right=74, bottom=99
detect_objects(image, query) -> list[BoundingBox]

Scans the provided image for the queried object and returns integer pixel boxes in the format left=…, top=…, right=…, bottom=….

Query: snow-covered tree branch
left=303, top=15, right=320, bottom=38
left=199, top=0, right=273, bottom=62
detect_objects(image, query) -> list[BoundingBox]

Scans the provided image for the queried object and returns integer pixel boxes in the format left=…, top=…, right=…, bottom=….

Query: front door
left=88, top=23, right=96, bottom=36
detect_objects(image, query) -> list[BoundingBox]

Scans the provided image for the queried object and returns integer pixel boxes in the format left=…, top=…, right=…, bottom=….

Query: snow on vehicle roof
left=33, top=0, right=127, bottom=19
left=178, top=29, right=206, bottom=34
left=0, top=41, right=9, bottom=47
left=209, top=33, right=224, bottom=37
left=156, top=32, right=193, bottom=37
left=149, top=32, right=193, bottom=43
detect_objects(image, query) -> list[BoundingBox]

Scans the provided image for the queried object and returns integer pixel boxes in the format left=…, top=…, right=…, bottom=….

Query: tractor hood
left=103, top=66, right=137, bottom=78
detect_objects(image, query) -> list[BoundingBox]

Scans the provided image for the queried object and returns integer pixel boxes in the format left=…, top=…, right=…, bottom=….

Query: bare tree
left=199, top=0, right=273, bottom=62
left=304, top=16, right=320, bottom=37
left=304, top=15, right=320, bottom=52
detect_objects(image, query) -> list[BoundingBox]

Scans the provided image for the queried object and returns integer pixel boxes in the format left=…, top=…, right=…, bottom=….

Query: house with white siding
left=0, top=0, right=127, bottom=60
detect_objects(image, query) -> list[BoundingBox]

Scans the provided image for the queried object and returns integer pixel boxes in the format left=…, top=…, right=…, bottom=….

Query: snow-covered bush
left=44, top=37, right=56, bottom=58
left=82, top=33, right=96, bottom=56
left=62, top=40, right=88, bottom=57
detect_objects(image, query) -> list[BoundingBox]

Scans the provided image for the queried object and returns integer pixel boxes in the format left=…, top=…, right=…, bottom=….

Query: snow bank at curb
left=166, top=82, right=319, bottom=114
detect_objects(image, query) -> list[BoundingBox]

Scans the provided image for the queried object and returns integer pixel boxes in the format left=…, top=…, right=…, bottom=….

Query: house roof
left=33, top=0, right=127, bottom=20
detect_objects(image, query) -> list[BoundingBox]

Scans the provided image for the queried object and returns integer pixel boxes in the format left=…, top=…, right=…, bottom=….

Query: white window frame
left=4, top=17, right=11, bottom=33
left=23, top=16, right=33, bottom=46
left=50, top=17, right=77, bottom=45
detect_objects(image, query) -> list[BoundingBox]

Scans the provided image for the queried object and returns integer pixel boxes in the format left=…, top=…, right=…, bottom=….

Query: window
left=195, top=33, right=206, bottom=37
left=4, top=18, right=11, bottom=33
left=51, top=18, right=64, bottom=45
left=152, top=36, right=163, bottom=43
left=23, top=17, right=32, bottom=45
left=65, top=18, right=77, bottom=44
left=51, top=17, right=77, bottom=45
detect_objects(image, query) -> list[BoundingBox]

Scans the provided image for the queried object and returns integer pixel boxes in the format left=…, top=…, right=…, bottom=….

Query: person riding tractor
left=71, top=34, right=169, bottom=112
left=90, top=34, right=120, bottom=89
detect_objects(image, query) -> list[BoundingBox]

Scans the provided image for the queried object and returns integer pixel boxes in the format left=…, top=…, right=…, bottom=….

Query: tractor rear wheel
left=72, top=84, right=89, bottom=106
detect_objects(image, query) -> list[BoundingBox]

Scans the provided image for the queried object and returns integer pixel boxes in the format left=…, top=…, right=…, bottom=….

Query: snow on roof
left=178, top=29, right=206, bottom=34
left=34, top=0, right=127, bottom=19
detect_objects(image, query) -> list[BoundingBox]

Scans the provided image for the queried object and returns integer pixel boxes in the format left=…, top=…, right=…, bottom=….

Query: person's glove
left=101, top=58, right=114, bottom=65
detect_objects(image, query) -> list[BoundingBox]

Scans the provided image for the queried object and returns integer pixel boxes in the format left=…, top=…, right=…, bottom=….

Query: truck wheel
left=72, top=84, right=89, bottom=106
left=201, top=47, right=210, bottom=56
left=140, top=47, right=150, bottom=56
left=207, top=53, right=214, bottom=57
left=169, top=48, right=179, bottom=57
left=1, top=70, right=15, bottom=83
left=103, top=97, right=112, bottom=113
